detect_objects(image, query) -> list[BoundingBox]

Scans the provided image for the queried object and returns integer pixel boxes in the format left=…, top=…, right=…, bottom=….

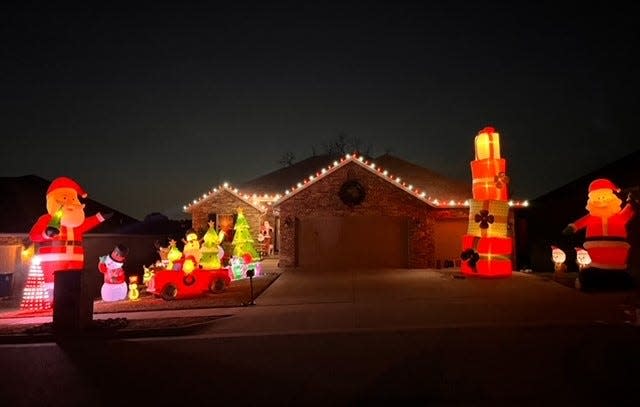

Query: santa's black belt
left=37, top=240, right=82, bottom=248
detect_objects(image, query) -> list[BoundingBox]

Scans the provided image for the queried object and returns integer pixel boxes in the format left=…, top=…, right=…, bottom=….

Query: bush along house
left=185, top=152, right=529, bottom=269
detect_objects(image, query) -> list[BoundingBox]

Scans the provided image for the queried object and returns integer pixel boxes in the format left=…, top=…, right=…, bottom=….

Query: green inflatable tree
left=200, top=220, right=226, bottom=269
left=232, top=208, right=260, bottom=260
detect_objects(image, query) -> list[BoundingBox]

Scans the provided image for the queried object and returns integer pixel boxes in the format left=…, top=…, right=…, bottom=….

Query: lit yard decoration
left=20, top=256, right=51, bottom=311
left=145, top=234, right=232, bottom=300
left=182, top=229, right=202, bottom=264
left=199, top=220, right=226, bottom=269
left=98, top=245, right=129, bottom=302
left=575, top=247, right=592, bottom=271
left=471, top=127, right=509, bottom=201
left=166, top=239, right=184, bottom=271
left=551, top=246, right=567, bottom=273
left=461, top=236, right=512, bottom=276
left=467, top=199, right=509, bottom=238
left=229, top=254, right=263, bottom=280
left=232, top=208, right=261, bottom=261
left=28, top=176, right=110, bottom=300
left=461, top=127, right=513, bottom=278
left=563, top=178, right=636, bottom=271
left=145, top=267, right=231, bottom=300
left=128, top=276, right=140, bottom=301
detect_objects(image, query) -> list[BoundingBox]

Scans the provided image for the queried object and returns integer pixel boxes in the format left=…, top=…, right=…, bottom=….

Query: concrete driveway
left=203, top=266, right=640, bottom=336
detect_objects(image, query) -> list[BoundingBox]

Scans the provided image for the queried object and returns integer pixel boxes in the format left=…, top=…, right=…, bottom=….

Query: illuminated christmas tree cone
left=461, top=126, right=513, bottom=278
left=20, top=256, right=52, bottom=311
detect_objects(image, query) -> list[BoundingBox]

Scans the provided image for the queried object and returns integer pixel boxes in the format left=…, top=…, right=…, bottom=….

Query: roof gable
left=184, top=183, right=271, bottom=214
left=185, top=152, right=530, bottom=211
left=274, top=153, right=502, bottom=208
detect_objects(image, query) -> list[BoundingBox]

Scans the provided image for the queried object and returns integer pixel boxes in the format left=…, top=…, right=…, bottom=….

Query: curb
left=0, top=316, right=229, bottom=344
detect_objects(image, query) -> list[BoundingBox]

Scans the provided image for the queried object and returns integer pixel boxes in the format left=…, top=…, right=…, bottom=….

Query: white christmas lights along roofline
left=184, top=152, right=529, bottom=211
left=183, top=182, right=279, bottom=213
left=272, top=152, right=529, bottom=208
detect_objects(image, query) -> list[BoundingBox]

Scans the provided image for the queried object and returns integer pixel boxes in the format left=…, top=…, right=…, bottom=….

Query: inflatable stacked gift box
left=461, top=127, right=513, bottom=278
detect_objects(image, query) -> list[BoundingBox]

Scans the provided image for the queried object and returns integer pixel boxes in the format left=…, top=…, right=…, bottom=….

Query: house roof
left=184, top=153, right=530, bottom=211
left=273, top=153, right=477, bottom=208
left=237, top=155, right=332, bottom=195
left=0, top=175, right=140, bottom=234
left=373, top=154, right=471, bottom=202
left=184, top=185, right=270, bottom=214
left=532, top=149, right=640, bottom=205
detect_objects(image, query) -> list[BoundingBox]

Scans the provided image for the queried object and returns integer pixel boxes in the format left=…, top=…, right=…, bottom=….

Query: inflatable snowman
left=99, top=244, right=129, bottom=302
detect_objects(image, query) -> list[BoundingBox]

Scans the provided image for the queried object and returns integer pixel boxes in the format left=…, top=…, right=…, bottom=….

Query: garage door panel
left=433, top=219, right=468, bottom=264
left=298, top=216, right=408, bottom=267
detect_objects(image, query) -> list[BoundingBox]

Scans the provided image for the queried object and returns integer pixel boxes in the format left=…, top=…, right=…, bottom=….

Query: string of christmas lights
left=184, top=152, right=529, bottom=212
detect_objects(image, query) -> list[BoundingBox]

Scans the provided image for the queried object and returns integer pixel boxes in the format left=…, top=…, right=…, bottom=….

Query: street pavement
left=1, top=266, right=640, bottom=406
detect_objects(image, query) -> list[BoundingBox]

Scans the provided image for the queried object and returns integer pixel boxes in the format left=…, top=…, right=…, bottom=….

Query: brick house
left=186, top=185, right=271, bottom=257
left=185, top=153, right=527, bottom=268
left=184, top=155, right=334, bottom=257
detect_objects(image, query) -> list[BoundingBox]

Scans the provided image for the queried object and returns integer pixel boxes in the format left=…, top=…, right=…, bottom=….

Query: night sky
left=2, top=2, right=639, bottom=220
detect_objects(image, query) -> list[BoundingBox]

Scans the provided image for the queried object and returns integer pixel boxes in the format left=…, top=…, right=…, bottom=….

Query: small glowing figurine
left=166, top=239, right=184, bottom=271
left=551, top=246, right=567, bottom=273
left=182, top=229, right=202, bottom=264
left=128, top=275, right=140, bottom=301
left=575, top=247, right=592, bottom=271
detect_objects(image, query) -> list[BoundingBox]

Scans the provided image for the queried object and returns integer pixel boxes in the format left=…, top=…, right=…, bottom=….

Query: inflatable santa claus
left=28, top=176, right=111, bottom=299
left=563, top=178, right=635, bottom=270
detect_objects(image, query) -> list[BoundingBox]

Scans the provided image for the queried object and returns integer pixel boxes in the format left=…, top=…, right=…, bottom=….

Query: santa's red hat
left=47, top=177, right=87, bottom=198
left=588, top=178, right=620, bottom=193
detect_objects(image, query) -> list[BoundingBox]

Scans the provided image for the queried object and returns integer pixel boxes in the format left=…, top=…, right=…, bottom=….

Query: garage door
left=433, top=219, right=468, bottom=266
left=297, top=216, right=408, bottom=267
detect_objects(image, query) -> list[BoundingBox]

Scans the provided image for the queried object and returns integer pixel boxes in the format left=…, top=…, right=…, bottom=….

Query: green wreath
left=339, top=180, right=366, bottom=206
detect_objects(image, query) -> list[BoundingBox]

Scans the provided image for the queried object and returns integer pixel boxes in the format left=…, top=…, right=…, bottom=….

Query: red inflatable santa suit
left=564, top=178, right=635, bottom=270
left=28, top=177, right=109, bottom=296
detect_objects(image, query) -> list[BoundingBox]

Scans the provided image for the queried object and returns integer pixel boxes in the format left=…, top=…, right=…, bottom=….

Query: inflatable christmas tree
left=232, top=208, right=260, bottom=260
left=200, top=220, right=226, bottom=269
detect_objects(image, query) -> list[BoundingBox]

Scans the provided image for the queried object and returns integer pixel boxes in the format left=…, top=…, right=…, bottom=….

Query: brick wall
left=276, top=162, right=467, bottom=268
left=188, top=190, right=272, bottom=256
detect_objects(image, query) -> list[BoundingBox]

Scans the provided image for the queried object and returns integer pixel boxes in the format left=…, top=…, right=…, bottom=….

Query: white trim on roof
left=273, top=153, right=467, bottom=208
left=184, top=153, right=529, bottom=212
left=184, top=183, right=276, bottom=214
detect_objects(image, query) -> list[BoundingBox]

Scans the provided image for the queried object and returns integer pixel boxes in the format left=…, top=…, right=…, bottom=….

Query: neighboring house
left=524, top=149, right=640, bottom=275
left=186, top=153, right=529, bottom=268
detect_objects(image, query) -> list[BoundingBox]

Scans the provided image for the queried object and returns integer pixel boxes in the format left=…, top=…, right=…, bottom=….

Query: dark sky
left=2, top=2, right=639, bottom=219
